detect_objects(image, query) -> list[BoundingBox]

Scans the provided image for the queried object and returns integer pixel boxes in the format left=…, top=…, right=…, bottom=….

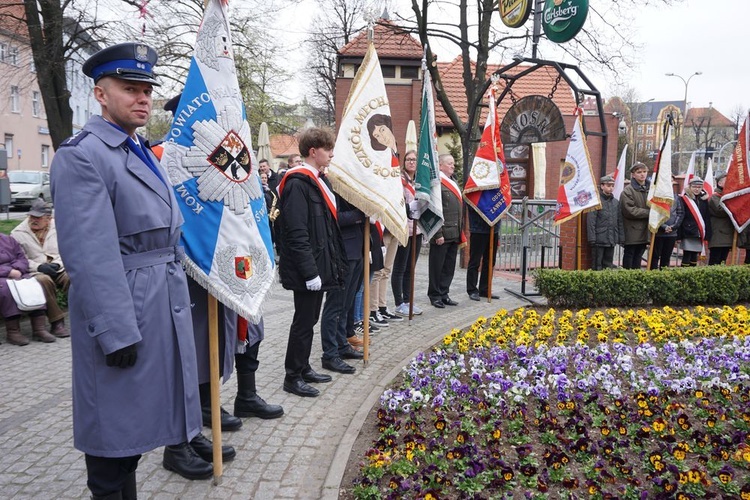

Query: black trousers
left=466, top=232, right=498, bottom=295
left=650, top=237, right=677, bottom=269
left=391, top=234, right=422, bottom=305
left=427, top=240, right=458, bottom=300
left=284, top=289, right=324, bottom=380
left=708, top=247, right=730, bottom=265
left=590, top=245, right=615, bottom=270
left=622, top=244, right=647, bottom=269
left=235, top=340, right=260, bottom=374
left=85, top=453, right=140, bottom=497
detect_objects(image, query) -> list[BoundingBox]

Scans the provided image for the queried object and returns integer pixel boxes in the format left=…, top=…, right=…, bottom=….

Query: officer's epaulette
left=59, top=130, right=90, bottom=147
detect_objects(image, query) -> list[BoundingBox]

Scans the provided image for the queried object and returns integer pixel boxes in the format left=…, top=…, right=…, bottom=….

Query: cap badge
left=135, top=44, right=149, bottom=62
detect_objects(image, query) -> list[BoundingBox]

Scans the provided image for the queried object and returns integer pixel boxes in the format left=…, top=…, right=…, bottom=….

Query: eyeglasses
left=405, top=158, right=417, bottom=162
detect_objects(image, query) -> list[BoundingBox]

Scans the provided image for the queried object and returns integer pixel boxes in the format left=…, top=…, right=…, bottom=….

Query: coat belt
left=121, top=246, right=185, bottom=271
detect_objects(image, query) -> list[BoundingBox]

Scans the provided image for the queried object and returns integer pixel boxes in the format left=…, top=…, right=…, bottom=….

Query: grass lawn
left=0, top=218, right=22, bottom=234
left=344, top=305, right=750, bottom=499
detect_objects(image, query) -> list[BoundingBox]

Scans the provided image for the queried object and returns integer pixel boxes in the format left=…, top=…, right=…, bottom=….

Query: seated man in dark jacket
left=277, top=128, right=348, bottom=398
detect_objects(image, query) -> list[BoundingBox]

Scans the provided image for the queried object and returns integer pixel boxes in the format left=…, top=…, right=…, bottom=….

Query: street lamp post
left=665, top=71, right=702, bottom=170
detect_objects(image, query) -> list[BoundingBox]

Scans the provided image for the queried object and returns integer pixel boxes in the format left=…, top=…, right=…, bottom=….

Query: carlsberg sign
left=542, top=0, right=589, bottom=43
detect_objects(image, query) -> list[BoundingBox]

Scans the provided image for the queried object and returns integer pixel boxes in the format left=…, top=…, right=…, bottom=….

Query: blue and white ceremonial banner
left=160, top=0, right=274, bottom=323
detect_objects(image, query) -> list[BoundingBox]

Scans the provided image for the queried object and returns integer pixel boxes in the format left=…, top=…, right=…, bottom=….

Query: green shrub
left=534, top=265, right=750, bottom=308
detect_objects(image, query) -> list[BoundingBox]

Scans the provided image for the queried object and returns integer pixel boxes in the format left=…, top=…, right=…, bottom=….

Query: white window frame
left=41, top=145, right=50, bottom=168
left=10, top=86, right=19, bottom=113
left=32, top=91, right=40, bottom=117
left=5, top=135, right=13, bottom=158
left=8, top=46, right=18, bottom=66
left=0, top=43, right=6, bottom=62
left=646, top=124, right=654, bottom=135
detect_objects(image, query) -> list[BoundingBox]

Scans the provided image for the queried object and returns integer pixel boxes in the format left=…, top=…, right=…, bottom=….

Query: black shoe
left=443, top=297, right=459, bottom=306
left=163, top=442, right=213, bottom=480
left=189, top=432, right=236, bottom=463
left=322, top=356, right=356, bottom=374
left=430, top=299, right=445, bottom=308
left=468, top=292, right=480, bottom=301
left=301, top=367, right=332, bottom=384
left=234, top=394, right=284, bottom=420
left=283, top=378, right=320, bottom=397
left=340, top=346, right=364, bottom=360
left=201, top=406, right=243, bottom=432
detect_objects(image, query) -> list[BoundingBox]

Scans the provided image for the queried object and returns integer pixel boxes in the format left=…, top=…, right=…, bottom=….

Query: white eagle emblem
left=181, top=106, right=262, bottom=214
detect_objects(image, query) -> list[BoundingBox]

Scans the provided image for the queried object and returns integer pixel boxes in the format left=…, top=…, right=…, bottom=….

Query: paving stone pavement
left=0, top=255, right=533, bottom=499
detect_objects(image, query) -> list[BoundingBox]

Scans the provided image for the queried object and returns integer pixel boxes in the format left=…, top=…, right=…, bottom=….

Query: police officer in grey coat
left=51, top=43, right=204, bottom=499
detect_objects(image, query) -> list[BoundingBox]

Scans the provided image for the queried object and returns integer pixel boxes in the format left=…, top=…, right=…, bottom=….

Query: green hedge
left=533, top=265, right=750, bottom=308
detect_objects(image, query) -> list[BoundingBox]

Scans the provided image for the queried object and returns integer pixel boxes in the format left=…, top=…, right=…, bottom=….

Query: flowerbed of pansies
left=350, top=305, right=750, bottom=499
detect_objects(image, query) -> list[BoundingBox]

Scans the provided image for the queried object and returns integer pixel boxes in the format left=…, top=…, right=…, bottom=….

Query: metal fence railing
left=497, top=199, right=560, bottom=296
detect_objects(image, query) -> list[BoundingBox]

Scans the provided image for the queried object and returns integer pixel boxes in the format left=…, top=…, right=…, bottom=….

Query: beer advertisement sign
left=499, top=0, right=532, bottom=28
left=542, top=0, right=589, bottom=43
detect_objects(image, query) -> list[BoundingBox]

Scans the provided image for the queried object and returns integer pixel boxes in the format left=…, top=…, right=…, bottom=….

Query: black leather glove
left=106, top=343, right=138, bottom=368
left=37, top=263, right=60, bottom=278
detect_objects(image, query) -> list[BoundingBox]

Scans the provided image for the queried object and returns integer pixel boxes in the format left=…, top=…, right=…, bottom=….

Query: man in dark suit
left=428, top=154, right=463, bottom=308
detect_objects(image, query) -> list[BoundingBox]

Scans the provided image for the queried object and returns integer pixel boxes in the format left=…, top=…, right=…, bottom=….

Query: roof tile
left=434, top=56, right=577, bottom=127
left=338, top=20, right=423, bottom=59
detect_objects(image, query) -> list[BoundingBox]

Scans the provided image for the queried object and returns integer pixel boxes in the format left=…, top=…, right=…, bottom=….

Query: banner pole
left=408, top=219, right=418, bottom=321
left=362, top=223, right=371, bottom=364
left=487, top=225, right=495, bottom=301
left=731, top=230, right=739, bottom=265
left=207, top=294, right=223, bottom=482
left=576, top=216, right=582, bottom=271
left=647, top=231, right=656, bottom=270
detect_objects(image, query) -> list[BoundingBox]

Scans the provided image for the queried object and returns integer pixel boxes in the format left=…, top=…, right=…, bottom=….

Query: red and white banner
left=612, top=144, right=627, bottom=201
left=647, top=124, right=675, bottom=233
left=720, top=114, right=750, bottom=232
left=553, top=108, right=601, bottom=225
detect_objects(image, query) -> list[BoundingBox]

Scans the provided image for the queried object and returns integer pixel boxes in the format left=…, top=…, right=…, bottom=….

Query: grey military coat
left=51, top=115, right=201, bottom=457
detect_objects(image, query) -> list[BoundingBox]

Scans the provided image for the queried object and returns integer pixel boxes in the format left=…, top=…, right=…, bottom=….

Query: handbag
left=7, top=278, right=47, bottom=311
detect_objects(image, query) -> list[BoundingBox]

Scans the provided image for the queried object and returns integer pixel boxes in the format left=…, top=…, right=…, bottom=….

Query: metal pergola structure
left=467, top=56, right=610, bottom=178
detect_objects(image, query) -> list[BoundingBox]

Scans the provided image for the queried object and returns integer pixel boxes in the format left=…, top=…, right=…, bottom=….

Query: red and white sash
left=278, top=164, right=337, bottom=220
left=440, top=172, right=461, bottom=201
left=401, top=176, right=416, bottom=197
left=681, top=194, right=706, bottom=240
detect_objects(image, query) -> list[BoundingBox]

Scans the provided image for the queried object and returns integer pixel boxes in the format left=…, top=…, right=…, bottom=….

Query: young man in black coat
left=277, top=128, right=348, bottom=397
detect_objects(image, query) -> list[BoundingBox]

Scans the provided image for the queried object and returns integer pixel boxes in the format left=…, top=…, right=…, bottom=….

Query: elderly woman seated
left=11, top=199, right=69, bottom=337
left=0, top=232, right=56, bottom=346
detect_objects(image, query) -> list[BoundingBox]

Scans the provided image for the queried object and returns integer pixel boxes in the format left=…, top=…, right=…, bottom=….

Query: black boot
left=162, top=442, right=213, bottom=480
left=199, top=382, right=242, bottom=431
left=190, top=432, right=236, bottom=463
left=92, top=493, right=122, bottom=500
left=121, top=471, right=136, bottom=500
left=234, top=372, right=284, bottom=419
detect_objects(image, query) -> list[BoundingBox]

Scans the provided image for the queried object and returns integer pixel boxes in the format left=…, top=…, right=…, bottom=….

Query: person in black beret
left=51, top=42, right=213, bottom=498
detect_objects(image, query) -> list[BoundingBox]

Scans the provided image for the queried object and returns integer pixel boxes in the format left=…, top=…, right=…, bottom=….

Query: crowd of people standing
left=588, top=162, right=750, bottom=270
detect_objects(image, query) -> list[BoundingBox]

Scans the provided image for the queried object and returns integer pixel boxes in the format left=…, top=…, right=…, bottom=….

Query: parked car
left=9, top=170, right=51, bottom=208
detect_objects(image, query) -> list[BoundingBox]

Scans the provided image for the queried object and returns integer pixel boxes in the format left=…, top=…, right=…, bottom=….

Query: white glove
left=305, top=276, right=322, bottom=291
left=408, top=200, right=421, bottom=219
